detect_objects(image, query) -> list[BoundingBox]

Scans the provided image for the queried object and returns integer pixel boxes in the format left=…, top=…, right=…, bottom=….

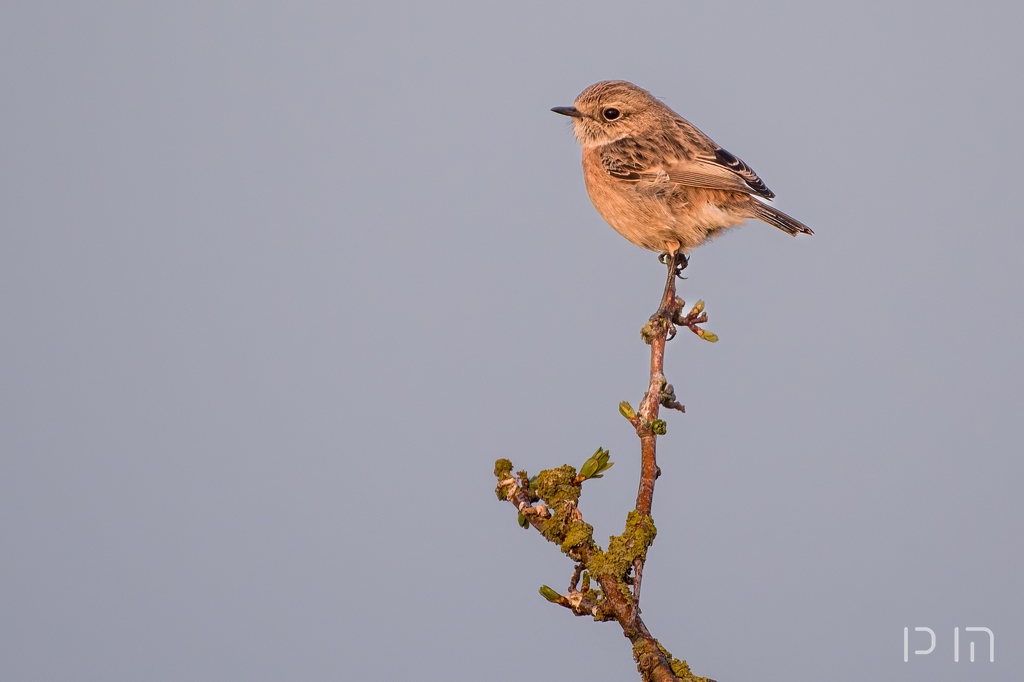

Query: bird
left=552, top=80, right=812, bottom=261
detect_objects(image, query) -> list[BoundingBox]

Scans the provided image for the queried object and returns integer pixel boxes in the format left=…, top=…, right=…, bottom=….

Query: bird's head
left=551, top=80, right=669, bottom=147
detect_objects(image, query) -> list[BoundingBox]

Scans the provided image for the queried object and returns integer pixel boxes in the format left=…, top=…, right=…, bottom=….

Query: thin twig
left=635, top=252, right=684, bottom=516
left=633, top=251, right=683, bottom=626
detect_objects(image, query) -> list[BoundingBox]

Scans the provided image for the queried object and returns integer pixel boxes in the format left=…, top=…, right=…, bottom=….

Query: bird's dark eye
left=603, top=108, right=620, bottom=121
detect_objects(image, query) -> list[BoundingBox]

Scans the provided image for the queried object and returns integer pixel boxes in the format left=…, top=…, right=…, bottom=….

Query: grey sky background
left=1, top=2, right=1021, bottom=681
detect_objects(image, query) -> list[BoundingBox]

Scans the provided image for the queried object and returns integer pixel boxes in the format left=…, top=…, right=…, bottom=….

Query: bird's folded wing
left=665, top=159, right=762, bottom=196
left=704, top=147, right=775, bottom=199
left=602, top=144, right=775, bottom=199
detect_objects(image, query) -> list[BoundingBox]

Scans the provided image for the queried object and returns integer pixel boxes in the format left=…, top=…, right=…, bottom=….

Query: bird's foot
left=658, top=252, right=689, bottom=279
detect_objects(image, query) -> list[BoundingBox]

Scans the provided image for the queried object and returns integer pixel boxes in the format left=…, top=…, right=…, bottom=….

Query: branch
left=493, top=252, right=718, bottom=682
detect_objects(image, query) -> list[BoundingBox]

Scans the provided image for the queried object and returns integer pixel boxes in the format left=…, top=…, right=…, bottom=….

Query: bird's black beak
left=551, top=106, right=583, bottom=118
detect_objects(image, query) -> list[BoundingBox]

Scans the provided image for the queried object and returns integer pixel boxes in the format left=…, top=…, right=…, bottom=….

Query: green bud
left=579, top=447, right=613, bottom=481
left=539, top=585, right=562, bottom=603
left=518, top=512, right=529, bottom=528
left=697, top=328, right=719, bottom=343
left=586, top=448, right=614, bottom=478
left=690, top=299, right=705, bottom=316
left=619, top=401, right=636, bottom=420
left=652, top=419, right=667, bottom=435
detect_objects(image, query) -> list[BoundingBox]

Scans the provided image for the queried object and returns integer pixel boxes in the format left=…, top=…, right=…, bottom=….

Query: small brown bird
left=552, top=80, right=812, bottom=258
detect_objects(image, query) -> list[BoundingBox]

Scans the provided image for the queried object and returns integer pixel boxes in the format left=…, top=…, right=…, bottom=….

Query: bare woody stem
left=635, top=266, right=677, bottom=514
left=632, top=252, right=686, bottom=602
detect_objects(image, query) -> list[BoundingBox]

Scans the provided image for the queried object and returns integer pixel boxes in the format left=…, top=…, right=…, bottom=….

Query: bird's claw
left=659, top=252, right=689, bottom=279
left=673, top=254, right=689, bottom=279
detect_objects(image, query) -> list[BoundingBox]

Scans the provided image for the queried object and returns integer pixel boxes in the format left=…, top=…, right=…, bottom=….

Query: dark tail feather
left=749, top=200, right=814, bottom=236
